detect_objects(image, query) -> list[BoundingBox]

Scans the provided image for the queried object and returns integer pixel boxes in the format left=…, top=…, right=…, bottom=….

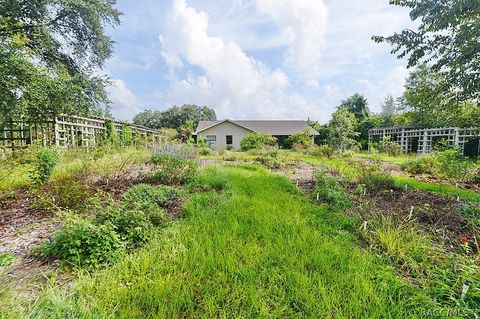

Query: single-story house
left=194, top=119, right=319, bottom=150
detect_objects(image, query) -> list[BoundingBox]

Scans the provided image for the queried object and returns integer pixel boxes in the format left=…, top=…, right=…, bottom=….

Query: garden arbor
left=0, top=114, right=162, bottom=152
left=369, top=126, right=480, bottom=156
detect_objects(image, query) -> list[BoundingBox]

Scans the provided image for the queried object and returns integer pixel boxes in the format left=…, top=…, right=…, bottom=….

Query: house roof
left=195, top=120, right=319, bottom=136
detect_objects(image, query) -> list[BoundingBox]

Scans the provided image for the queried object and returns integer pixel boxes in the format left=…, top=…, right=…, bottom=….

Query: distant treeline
left=133, top=104, right=216, bottom=130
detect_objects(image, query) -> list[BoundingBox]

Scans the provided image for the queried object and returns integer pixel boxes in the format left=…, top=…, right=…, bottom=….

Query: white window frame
left=206, top=135, right=217, bottom=145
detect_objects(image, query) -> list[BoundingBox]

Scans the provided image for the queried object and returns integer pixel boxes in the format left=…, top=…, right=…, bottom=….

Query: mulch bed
left=351, top=188, right=476, bottom=252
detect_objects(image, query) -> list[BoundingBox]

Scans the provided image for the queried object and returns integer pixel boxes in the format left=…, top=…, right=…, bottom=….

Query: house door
left=226, top=135, right=233, bottom=146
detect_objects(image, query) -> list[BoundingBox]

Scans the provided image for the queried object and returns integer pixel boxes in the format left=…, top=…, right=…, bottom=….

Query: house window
left=226, top=135, right=233, bottom=145
left=206, top=135, right=217, bottom=145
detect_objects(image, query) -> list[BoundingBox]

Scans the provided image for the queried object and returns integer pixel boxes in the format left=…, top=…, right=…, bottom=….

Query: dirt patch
left=274, top=161, right=316, bottom=193
left=351, top=189, right=474, bottom=251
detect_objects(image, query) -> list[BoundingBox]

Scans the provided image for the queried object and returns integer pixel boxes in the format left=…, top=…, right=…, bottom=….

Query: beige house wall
left=197, top=122, right=252, bottom=150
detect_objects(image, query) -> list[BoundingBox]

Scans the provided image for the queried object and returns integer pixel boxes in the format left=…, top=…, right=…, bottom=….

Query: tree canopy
left=133, top=105, right=217, bottom=130
left=338, top=93, right=370, bottom=121
left=0, top=0, right=121, bottom=123
left=373, top=0, right=480, bottom=103
left=327, top=108, right=358, bottom=151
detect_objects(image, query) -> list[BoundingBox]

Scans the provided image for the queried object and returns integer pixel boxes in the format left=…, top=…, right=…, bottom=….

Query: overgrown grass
left=393, top=176, right=480, bottom=202
left=2, top=165, right=451, bottom=318
left=0, top=147, right=152, bottom=195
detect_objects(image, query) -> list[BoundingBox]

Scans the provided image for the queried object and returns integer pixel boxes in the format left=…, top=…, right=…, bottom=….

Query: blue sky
left=104, top=0, right=413, bottom=123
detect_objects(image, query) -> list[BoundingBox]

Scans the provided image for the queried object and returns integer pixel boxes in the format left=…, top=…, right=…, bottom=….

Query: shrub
left=286, top=130, right=312, bottom=150
left=436, top=149, right=477, bottom=182
left=402, top=154, right=438, bottom=175
left=150, top=153, right=197, bottom=185
left=240, top=132, right=277, bottom=151
left=306, top=145, right=335, bottom=158
left=357, top=165, right=395, bottom=194
left=97, top=208, right=155, bottom=247
left=378, top=137, right=401, bottom=156
left=198, top=147, right=213, bottom=156
left=315, top=170, right=350, bottom=207
left=121, top=184, right=179, bottom=212
left=256, top=149, right=282, bottom=169
left=33, top=175, right=92, bottom=210
left=39, top=216, right=124, bottom=268
left=223, top=152, right=237, bottom=162
left=29, top=148, right=58, bottom=185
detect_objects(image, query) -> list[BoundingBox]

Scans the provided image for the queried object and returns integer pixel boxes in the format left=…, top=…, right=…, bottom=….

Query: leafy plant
left=28, top=148, right=58, bottom=185
left=150, top=153, right=197, bottom=185
left=240, top=132, right=277, bottom=151
left=402, top=154, right=438, bottom=175
left=436, top=149, right=477, bottom=182
left=38, top=216, right=124, bottom=268
left=306, top=145, right=335, bottom=158
left=223, top=152, right=237, bottom=162
left=198, top=147, right=213, bottom=156
left=378, top=137, right=401, bottom=156
left=97, top=208, right=154, bottom=247
left=256, top=149, right=282, bottom=169
left=357, top=165, right=395, bottom=194
left=315, top=170, right=350, bottom=208
left=461, top=203, right=480, bottom=229
left=0, top=252, right=14, bottom=267
left=33, top=175, right=92, bottom=210
left=121, top=184, right=179, bottom=212
left=286, top=129, right=312, bottom=150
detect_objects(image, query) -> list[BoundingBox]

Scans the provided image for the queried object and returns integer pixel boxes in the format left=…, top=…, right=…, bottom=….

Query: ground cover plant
left=1, top=165, right=453, bottom=318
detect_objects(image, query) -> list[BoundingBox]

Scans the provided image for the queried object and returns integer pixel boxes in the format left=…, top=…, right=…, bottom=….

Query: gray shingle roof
left=195, top=120, right=319, bottom=136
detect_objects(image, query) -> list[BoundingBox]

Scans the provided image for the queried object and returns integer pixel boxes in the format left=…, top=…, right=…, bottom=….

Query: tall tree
left=373, top=0, right=480, bottom=102
left=327, top=108, right=358, bottom=151
left=381, top=95, right=397, bottom=116
left=403, top=64, right=453, bottom=128
left=338, top=93, right=370, bottom=121
left=0, top=0, right=121, bottom=122
left=133, top=105, right=217, bottom=130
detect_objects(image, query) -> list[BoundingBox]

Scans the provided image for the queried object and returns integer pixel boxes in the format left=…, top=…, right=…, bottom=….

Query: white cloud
left=254, top=0, right=328, bottom=70
left=107, top=79, right=143, bottom=121
left=158, top=0, right=325, bottom=120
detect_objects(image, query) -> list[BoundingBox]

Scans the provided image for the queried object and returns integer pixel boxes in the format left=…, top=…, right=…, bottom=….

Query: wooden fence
left=0, top=114, right=162, bottom=152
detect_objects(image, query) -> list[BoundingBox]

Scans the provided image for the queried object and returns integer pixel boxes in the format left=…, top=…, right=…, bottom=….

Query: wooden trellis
left=1, top=114, right=162, bottom=152
left=369, top=126, right=480, bottom=155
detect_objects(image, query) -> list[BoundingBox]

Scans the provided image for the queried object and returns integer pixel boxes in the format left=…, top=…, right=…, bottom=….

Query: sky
left=105, top=0, right=414, bottom=123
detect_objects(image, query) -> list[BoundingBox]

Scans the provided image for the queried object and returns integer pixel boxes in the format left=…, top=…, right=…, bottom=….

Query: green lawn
left=7, top=164, right=445, bottom=318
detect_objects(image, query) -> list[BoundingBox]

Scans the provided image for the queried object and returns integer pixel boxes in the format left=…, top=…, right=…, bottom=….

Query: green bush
left=39, top=216, right=124, bottom=268
left=306, top=145, right=335, bottom=158
left=436, top=149, right=478, bottom=182
left=121, top=184, right=179, bottom=213
left=150, top=153, right=197, bottom=185
left=223, top=152, right=237, bottom=162
left=286, top=129, right=312, bottom=150
left=97, top=208, right=154, bottom=247
left=378, top=137, right=401, bottom=156
left=357, top=165, right=395, bottom=194
left=32, top=176, right=92, bottom=210
left=315, top=170, right=350, bottom=207
left=256, top=149, right=282, bottom=169
left=402, top=154, right=438, bottom=175
left=29, top=148, right=58, bottom=185
left=198, top=147, right=213, bottom=156
left=240, top=132, right=277, bottom=151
